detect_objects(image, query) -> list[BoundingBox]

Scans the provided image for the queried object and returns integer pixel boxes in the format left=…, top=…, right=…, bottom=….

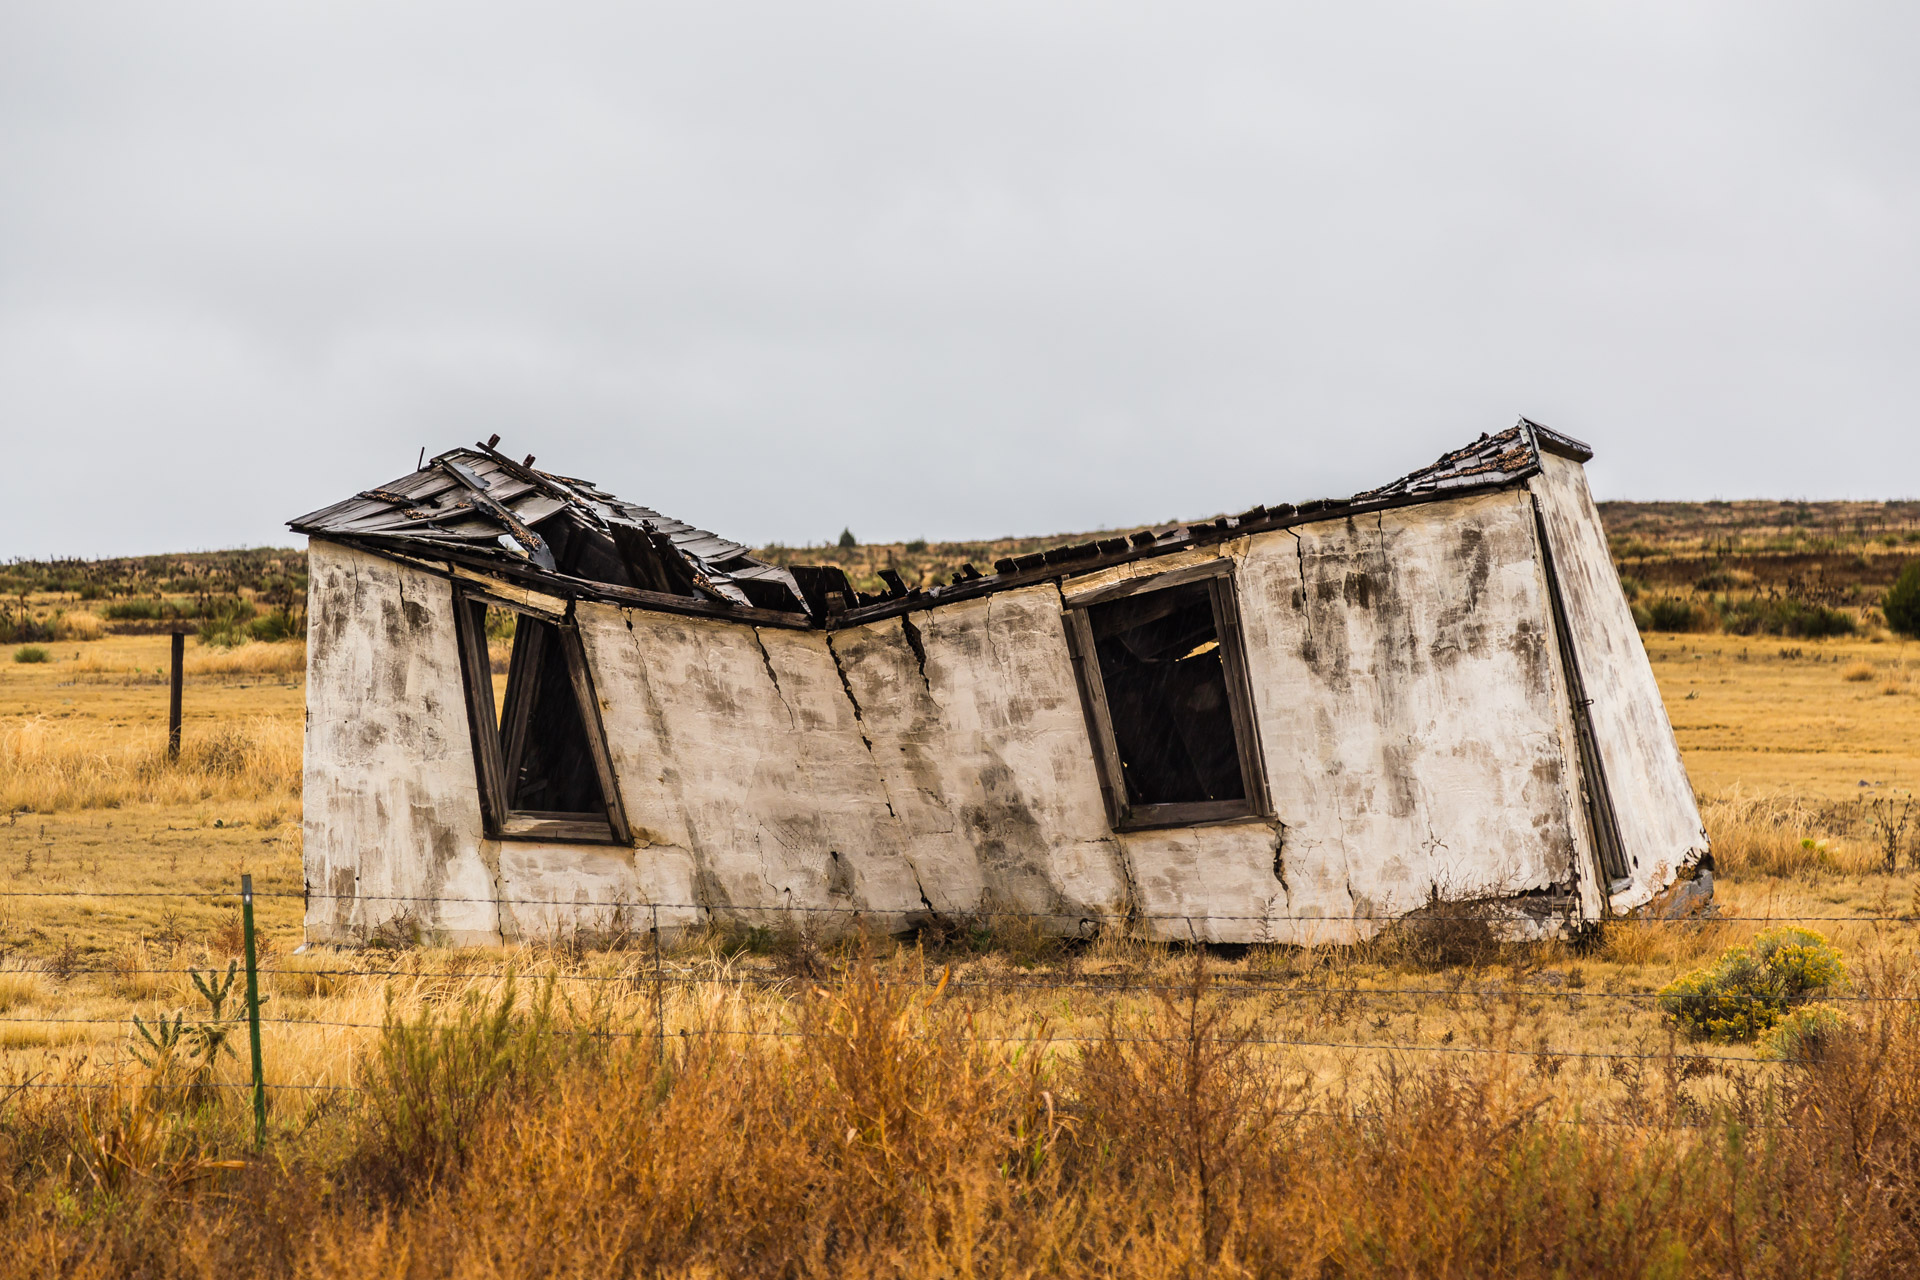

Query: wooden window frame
left=450, top=585, right=632, bottom=846
left=1061, top=560, right=1272, bottom=832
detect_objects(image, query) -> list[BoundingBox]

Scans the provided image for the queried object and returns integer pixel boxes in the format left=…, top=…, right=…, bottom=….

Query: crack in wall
left=907, top=863, right=938, bottom=918
left=822, top=632, right=894, bottom=819
left=823, top=632, right=874, bottom=750
left=898, top=613, right=933, bottom=695
left=748, top=627, right=799, bottom=731
left=1327, top=792, right=1362, bottom=935
left=1287, top=528, right=1315, bottom=650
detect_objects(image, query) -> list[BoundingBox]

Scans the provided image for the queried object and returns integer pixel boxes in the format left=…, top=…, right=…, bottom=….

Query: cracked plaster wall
left=304, top=468, right=1694, bottom=946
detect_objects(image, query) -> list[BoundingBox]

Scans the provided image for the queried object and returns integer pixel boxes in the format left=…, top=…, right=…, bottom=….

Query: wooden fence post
left=167, top=632, right=185, bottom=760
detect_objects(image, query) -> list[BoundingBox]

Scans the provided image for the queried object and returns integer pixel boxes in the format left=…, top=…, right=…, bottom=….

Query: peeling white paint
left=303, top=544, right=499, bottom=945
left=303, top=457, right=1703, bottom=947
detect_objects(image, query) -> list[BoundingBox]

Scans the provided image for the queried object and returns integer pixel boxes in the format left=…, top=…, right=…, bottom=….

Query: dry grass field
left=0, top=538, right=1918, bottom=1272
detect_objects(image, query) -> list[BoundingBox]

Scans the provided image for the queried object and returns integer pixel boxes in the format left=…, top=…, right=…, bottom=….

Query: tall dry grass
left=0, top=715, right=300, bottom=812
left=1699, top=789, right=1881, bottom=879
left=3, top=953, right=1920, bottom=1276
left=50, top=611, right=105, bottom=642
left=63, top=639, right=306, bottom=679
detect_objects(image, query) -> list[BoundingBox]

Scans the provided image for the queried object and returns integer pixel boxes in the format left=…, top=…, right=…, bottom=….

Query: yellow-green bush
left=1657, top=926, right=1846, bottom=1042
left=1759, top=1002, right=1851, bottom=1062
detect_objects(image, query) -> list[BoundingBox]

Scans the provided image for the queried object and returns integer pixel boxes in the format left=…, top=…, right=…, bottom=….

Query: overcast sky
left=3, top=3, right=1917, bottom=558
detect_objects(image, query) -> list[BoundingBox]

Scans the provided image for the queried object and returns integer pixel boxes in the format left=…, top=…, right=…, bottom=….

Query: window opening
left=1063, top=565, right=1268, bottom=830
left=498, top=612, right=609, bottom=815
left=453, top=592, right=629, bottom=844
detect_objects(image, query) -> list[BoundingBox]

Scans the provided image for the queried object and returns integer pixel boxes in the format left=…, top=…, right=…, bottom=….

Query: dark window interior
left=1086, top=581, right=1246, bottom=807
left=453, top=593, right=628, bottom=844
left=497, top=613, right=608, bottom=816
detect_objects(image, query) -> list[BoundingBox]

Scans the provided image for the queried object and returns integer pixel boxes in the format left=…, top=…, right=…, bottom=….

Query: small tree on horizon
left=837, top=528, right=857, bottom=549
left=1885, top=561, right=1920, bottom=637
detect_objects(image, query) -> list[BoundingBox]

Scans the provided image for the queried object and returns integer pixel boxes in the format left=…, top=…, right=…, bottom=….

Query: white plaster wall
left=830, top=587, right=1133, bottom=928
left=307, top=473, right=1681, bottom=947
left=302, top=541, right=500, bottom=944
left=1530, top=455, right=1709, bottom=911
left=580, top=606, right=926, bottom=932
left=1218, top=491, right=1588, bottom=943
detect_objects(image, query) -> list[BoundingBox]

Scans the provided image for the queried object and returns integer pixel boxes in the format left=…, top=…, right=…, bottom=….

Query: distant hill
left=5, top=500, right=1917, bottom=612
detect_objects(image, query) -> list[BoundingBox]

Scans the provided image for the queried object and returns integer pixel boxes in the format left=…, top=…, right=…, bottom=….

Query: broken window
left=1062, top=563, right=1269, bottom=830
left=451, top=589, right=630, bottom=844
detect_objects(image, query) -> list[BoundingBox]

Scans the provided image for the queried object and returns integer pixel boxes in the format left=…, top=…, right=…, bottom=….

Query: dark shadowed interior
left=1087, top=581, right=1245, bottom=807
left=498, top=614, right=608, bottom=816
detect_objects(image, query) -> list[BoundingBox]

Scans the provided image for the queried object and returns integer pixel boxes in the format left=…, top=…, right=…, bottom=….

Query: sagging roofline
left=293, top=418, right=1593, bottom=633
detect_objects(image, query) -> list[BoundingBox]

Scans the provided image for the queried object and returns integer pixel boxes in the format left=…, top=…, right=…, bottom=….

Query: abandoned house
left=290, top=419, right=1710, bottom=947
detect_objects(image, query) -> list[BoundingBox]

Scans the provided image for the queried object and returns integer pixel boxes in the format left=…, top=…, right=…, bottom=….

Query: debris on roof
left=290, top=437, right=813, bottom=617
left=290, top=418, right=1590, bottom=627
left=1357, top=419, right=1591, bottom=503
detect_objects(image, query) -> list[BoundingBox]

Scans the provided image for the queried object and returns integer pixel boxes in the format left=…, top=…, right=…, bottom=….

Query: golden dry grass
left=0, top=714, right=300, bottom=813
left=2, top=947, right=1920, bottom=1276
left=1647, top=632, right=1920, bottom=797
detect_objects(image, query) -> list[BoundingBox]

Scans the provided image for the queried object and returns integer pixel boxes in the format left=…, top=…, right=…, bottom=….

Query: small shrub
left=50, top=610, right=104, bottom=641
left=483, top=605, right=518, bottom=641
left=1885, top=561, right=1920, bottom=638
left=187, top=723, right=262, bottom=777
left=1721, top=597, right=1856, bottom=638
left=0, top=607, right=53, bottom=644
left=361, top=975, right=571, bottom=1187
left=12, top=645, right=49, bottom=664
left=196, top=597, right=258, bottom=647
left=246, top=605, right=305, bottom=643
left=1377, top=890, right=1503, bottom=969
left=1695, top=568, right=1755, bottom=592
left=904, top=538, right=929, bottom=554
left=1645, top=597, right=1714, bottom=633
left=1759, top=1002, right=1850, bottom=1062
left=1844, top=662, right=1877, bottom=683
left=1658, top=926, right=1846, bottom=1042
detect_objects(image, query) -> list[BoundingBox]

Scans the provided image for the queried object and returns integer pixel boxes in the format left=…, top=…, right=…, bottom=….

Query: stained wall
left=303, top=467, right=1695, bottom=946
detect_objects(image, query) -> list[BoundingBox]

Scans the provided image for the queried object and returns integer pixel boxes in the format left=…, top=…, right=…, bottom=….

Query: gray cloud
left=3, top=2, right=1917, bottom=558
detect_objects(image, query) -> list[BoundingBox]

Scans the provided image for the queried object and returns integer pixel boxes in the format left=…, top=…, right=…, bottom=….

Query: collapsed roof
left=288, top=418, right=1594, bottom=630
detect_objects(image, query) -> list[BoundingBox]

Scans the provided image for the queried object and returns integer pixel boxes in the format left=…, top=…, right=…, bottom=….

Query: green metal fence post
left=241, top=873, right=266, bottom=1149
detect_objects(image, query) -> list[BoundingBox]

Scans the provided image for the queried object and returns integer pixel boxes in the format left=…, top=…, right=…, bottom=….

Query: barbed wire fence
left=0, top=879, right=1914, bottom=1138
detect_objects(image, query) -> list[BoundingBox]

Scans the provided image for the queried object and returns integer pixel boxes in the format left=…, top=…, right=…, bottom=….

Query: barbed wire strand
left=0, top=884, right=1914, bottom=927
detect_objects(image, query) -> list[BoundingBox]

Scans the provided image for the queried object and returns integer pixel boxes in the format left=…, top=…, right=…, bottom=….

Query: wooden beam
left=450, top=591, right=508, bottom=836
